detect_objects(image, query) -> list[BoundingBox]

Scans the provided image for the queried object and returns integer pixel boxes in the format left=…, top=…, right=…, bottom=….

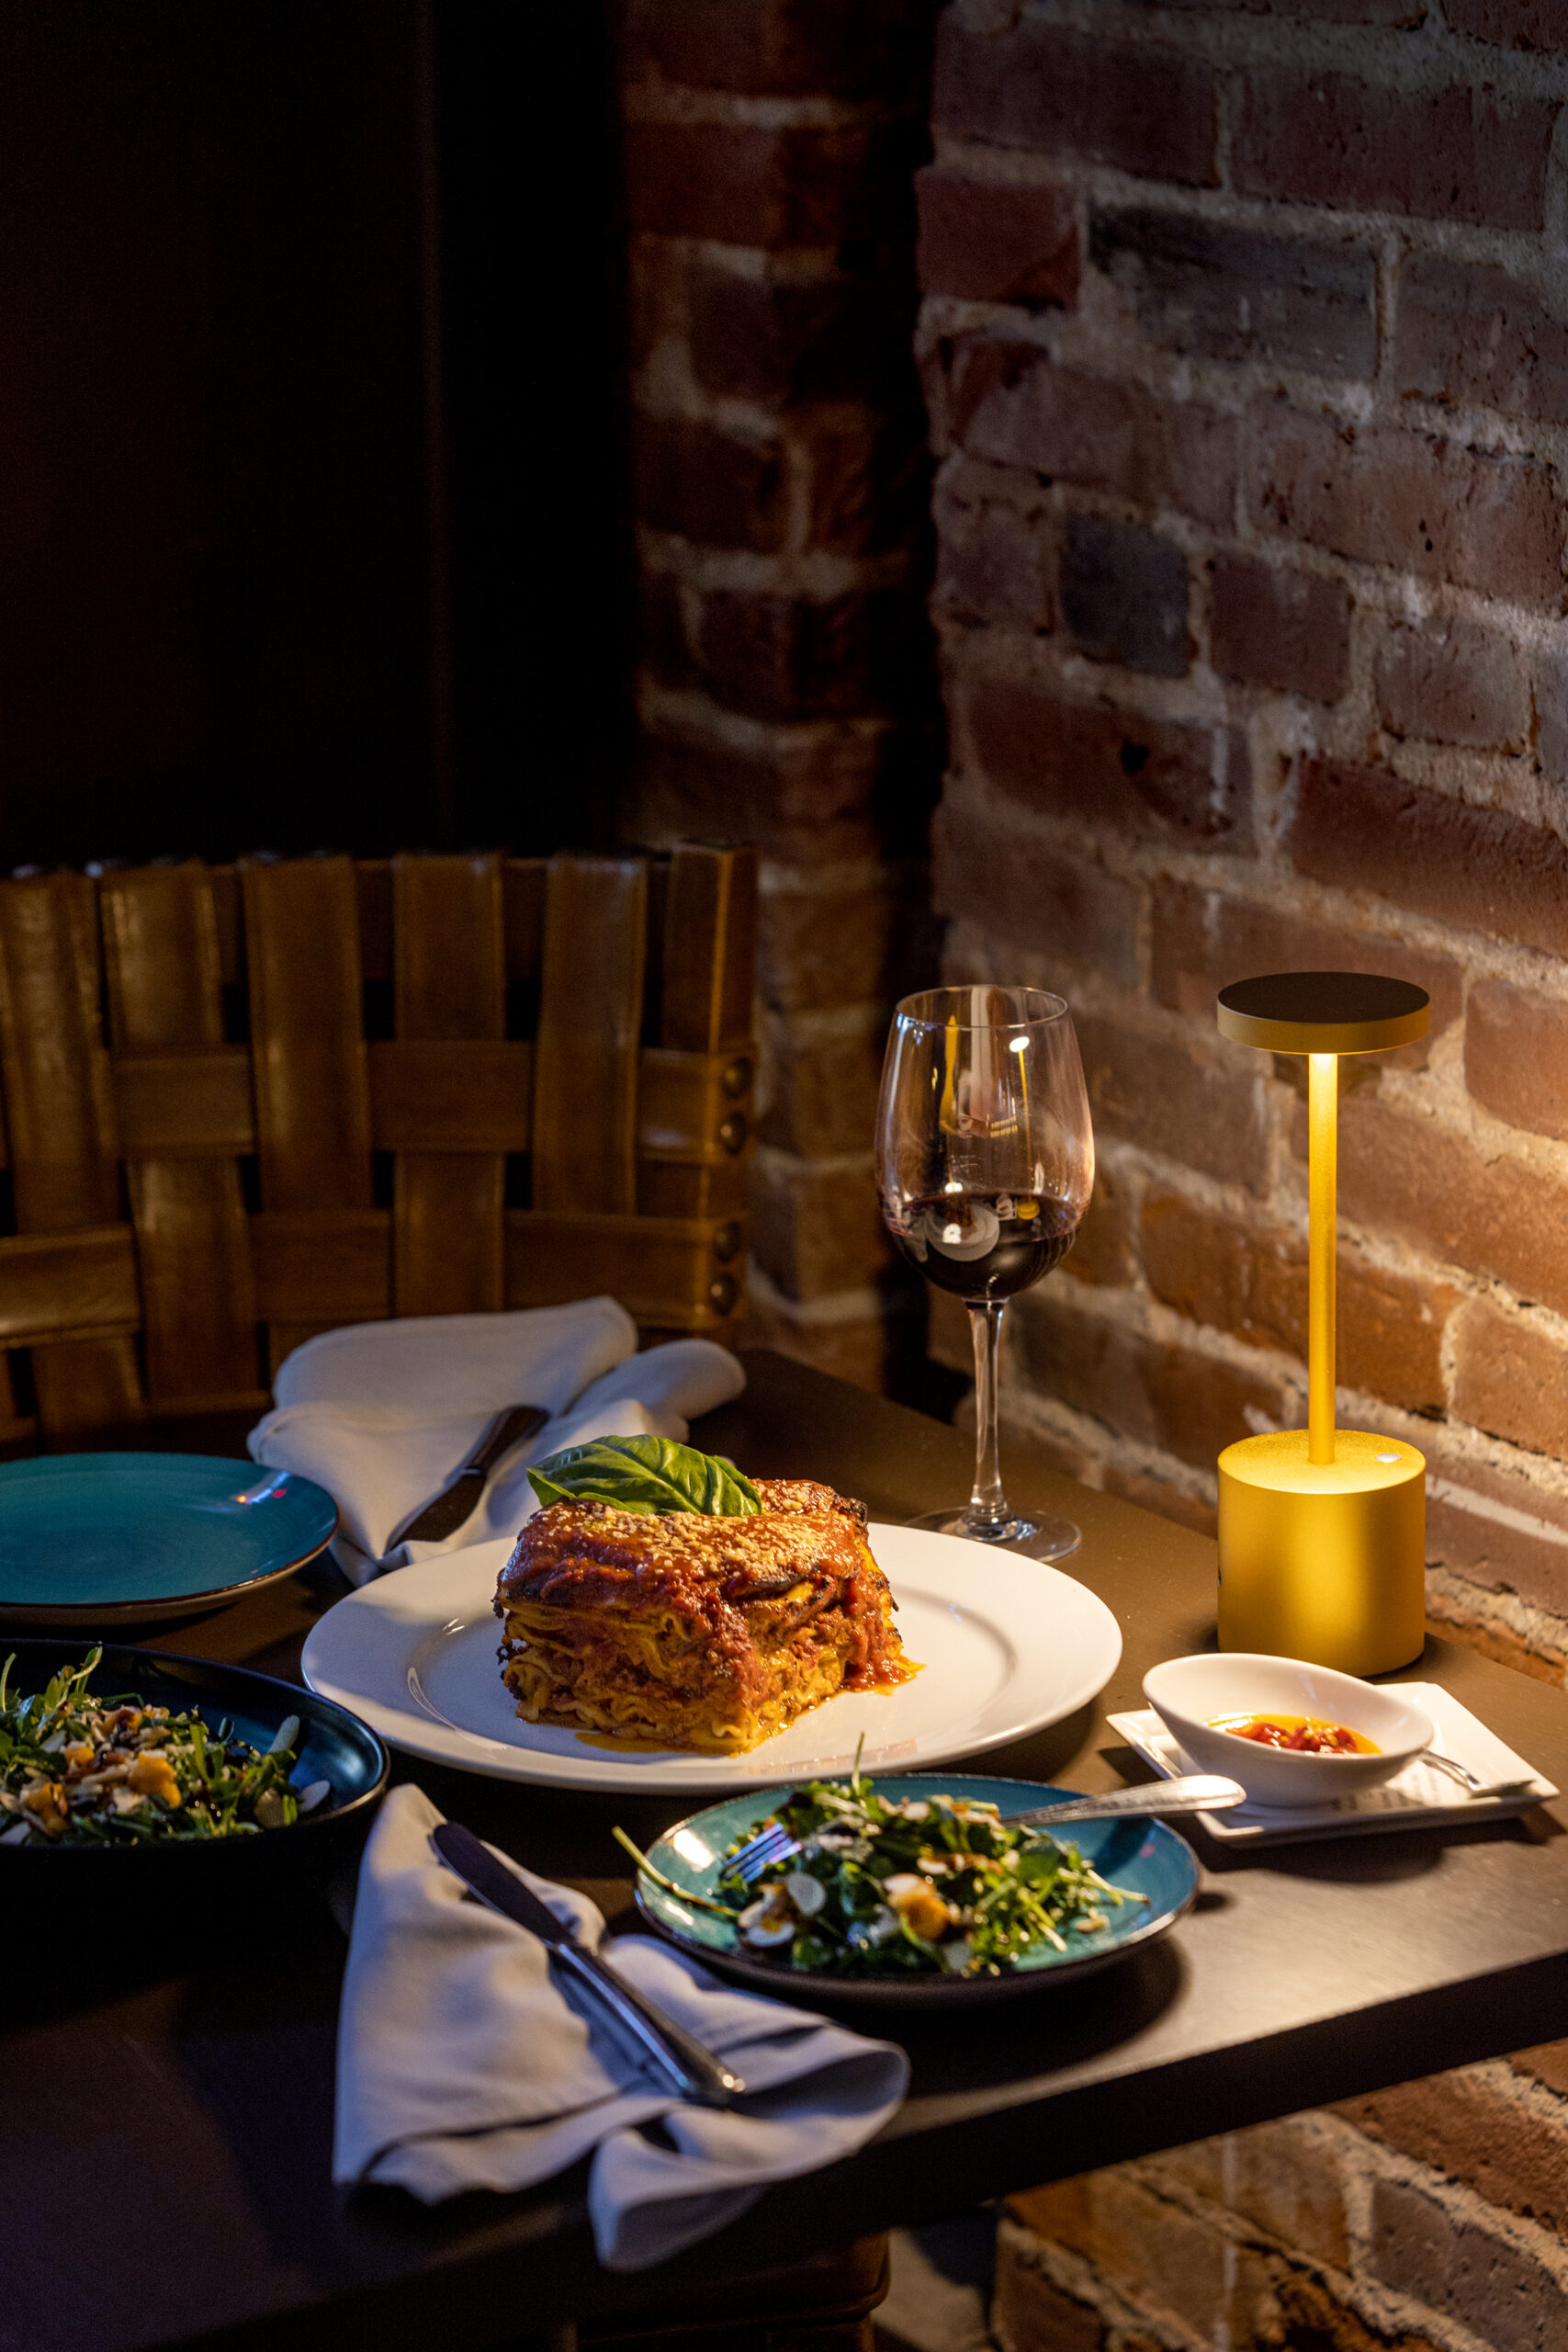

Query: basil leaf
left=527, top=1434, right=762, bottom=1518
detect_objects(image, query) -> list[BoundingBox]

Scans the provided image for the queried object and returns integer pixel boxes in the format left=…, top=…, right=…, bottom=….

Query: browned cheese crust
left=492, top=1477, right=915, bottom=1753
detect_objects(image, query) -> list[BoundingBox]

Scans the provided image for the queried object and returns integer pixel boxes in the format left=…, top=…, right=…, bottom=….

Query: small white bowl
left=1142, top=1654, right=1433, bottom=1809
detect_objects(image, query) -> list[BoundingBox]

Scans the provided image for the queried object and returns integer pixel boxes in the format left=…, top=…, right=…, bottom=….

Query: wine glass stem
left=967, top=1300, right=1011, bottom=1534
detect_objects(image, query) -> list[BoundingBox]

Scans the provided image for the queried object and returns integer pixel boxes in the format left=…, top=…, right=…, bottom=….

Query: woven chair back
left=0, top=844, right=756, bottom=1440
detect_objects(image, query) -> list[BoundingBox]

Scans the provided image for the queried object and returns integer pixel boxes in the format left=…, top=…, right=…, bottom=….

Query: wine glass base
left=905, top=1506, right=1082, bottom=1562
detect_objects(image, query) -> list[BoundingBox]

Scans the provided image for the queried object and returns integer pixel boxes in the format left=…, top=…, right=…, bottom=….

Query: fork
left=1421, top=1748, right=1534, bottom=1800
left=723, top=1774, right=1247, bottom=1886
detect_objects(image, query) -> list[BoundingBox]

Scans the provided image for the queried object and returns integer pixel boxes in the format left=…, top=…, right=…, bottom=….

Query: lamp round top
left=1216, top=971, right=1430, bottom=1055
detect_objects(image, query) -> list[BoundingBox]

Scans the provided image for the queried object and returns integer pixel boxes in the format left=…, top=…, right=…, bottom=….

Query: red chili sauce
left=1209, top=1713, right=1380, bottom=1756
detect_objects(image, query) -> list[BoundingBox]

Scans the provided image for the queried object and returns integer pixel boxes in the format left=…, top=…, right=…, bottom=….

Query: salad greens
left=714, top=1767, right=1144, bottom=1979
left=527, top=1434, right=761, bottom=1520
left=0, top=1648, right=322, bottom=1848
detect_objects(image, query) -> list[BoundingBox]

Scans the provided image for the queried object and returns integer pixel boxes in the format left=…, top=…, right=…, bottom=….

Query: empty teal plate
left=635, top=1772, right=1201, bottom=2007
left=0, top=1454, right=339, bottom=1625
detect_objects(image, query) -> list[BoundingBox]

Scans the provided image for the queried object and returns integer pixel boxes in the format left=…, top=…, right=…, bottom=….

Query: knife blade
left=389, top=1403, right=549, bottom=1548
left=430, top=1822, right=747, bottom=2109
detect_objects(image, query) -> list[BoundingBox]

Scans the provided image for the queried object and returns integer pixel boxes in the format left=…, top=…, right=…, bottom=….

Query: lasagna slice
left=493, top=1478, right=916, bottom=1754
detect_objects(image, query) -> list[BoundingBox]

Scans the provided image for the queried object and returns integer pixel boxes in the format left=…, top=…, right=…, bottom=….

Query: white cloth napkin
left=246, top=1301, right=746, bottom=1584
left=335, top=1786, right=908, bottom=2270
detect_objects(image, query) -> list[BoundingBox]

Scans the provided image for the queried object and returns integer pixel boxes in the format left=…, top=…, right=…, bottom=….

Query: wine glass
left=876, top=985, right=1094, bottom=1559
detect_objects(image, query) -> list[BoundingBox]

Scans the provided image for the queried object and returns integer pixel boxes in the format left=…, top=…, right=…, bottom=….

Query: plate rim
left=0, top=1453, right=339, bottom=1622
left=300, top=1524, right=1124, bottom=1792
left=635, top=1770, right=1200, bottom=2005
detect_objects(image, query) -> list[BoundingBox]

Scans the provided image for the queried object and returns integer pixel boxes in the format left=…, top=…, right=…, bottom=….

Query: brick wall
left=618, top=0, right=944, bottom=1387
left=914, top=1, right=1568, bottom=2346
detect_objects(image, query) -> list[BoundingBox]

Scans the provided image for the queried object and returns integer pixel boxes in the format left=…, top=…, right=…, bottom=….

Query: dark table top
left=6, top=1351, right=1568, bottom=2352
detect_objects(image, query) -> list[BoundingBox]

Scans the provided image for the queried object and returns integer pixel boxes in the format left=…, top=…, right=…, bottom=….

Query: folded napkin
left=247, top=1301, right=746, bottom=1584
left=335, top=1785, right=908, bottom=2270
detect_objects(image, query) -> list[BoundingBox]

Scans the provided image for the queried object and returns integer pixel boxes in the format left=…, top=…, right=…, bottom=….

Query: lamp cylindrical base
left=1216, top=1428, right=1426, bottom=1676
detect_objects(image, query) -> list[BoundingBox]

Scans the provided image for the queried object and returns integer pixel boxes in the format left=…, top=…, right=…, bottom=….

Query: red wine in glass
left=876, top=987, right=1094, bottom=1559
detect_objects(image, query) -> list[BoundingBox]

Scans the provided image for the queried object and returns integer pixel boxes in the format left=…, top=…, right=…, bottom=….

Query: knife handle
left=554, top=1941, right=747, bottom=2110
left=1004, top=1775, right=1246, bottom=1830
left=468, top=1403, right=550, bottom=1479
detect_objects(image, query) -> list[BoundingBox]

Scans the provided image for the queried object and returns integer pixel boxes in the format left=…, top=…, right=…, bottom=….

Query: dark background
left=0, top=0, right=628, bottom=871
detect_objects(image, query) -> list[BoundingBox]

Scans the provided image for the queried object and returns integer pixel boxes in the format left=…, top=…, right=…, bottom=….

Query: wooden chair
left=0, top=844, right=757, bottom=1438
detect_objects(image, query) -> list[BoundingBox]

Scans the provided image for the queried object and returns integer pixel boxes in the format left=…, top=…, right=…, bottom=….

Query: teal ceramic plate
left=635, top=1772, right=1201, bottom=2007
left=0, top=1455, right=339, bottom=1625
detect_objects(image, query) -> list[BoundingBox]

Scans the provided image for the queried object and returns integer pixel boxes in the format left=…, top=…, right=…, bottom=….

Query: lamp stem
left=1308, top=1052, right=1337, bottom=1464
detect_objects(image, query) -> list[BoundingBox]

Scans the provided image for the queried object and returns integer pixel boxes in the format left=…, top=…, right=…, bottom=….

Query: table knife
left=431, top=1822, right=748, bottom=2110
left=389, top=1403, right=549, bottom=1547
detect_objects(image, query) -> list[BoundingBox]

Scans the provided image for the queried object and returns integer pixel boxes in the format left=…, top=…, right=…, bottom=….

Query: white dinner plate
left=299, top=1522, right=1123, bottom=1793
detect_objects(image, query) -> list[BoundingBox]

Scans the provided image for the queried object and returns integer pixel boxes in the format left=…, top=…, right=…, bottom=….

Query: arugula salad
left=703, top=1769, right=1145, bottom=1980
left=0, top=1648, right=327, bottom=1848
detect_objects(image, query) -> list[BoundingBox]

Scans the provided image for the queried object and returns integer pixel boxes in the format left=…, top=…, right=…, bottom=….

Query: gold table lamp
left=1214, top=972, right=1430, bottom=1675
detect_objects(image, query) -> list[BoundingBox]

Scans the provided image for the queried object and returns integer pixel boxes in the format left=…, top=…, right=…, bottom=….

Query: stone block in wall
left=932, top=458, right=1056, bottom=630
left=759, top=1004, right=886, bottom=1159
left=954, top=665, right=1250, bottom=850
left=1395, top=254, right=1568, bottom=424
left=1005, top=2172, right=1280, bottom=2346
left=1059, top=514, right=1189, bottom=679
left=757, top=871, right=904, bottom=1015
left=1232, top=68, right=1559, bottom=229
left=933, top=793, right=1142, bottom=985
left=1341, top=2066, right=1568, bottom=2241
left=1373, top=616, right=1529, bottom=751
left=1247, top=398, right=1564, bottom=604
left=1466, top=978, right=1568, bottom=1142
left=1141, top=1188, right=1456, bottom=1415
left=933, top=15, right=1220, bottom=187
left=635, top=707, right=920, bottom=865
left=1089, top=208, right=1377, bottom=378
left=948, top=344, right=1237, bottom=529
left=1075, top=1009, right=1269, bottom=1188
left=1370, top=2175, right=1568, bottom=2348
left=1209, top=555, right=1350, bottom=705
left=1287, top=758, right=1568, bottom=961
left=915, top=165, right=1078, bottom=308
left=1150, top=879, right=1462, bottom=1063
left=1057, top=1166, right=1135, bottom=1291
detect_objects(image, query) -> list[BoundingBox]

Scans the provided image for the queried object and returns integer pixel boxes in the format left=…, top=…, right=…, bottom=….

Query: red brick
left=1444, top=0, right=1568, bottom=51
left=639, top=570, right=695, bottom=691
left=1101, top=1462, right=1216, bottom=1534
left=1247, top=400, right=1564, bottom=605
left=1467, top=978, right=1568, bottom=1142
left=932, top=793, right=1142, bottom=985
left=802, top=409, right=930, bottom=558
left=991, top=2246, right=1108, bottom=2352
left=696, top=590, right=925, bottom=721
left=1210, top=557, right=1349, bottom=703
left=959, top=670, right=1251, bottom=851
left=1061, top=515, right=1189, bottom=679
left=750, top=1154, right=889, bottom=1303
left=1090, top=209, right=1377, bottom=378
left=1428, top=1598, right=1565, bottom=1684
left=1007, top=2173, right=1278, bottom=2346
left=1537, top=647, right=1568, bottom=789
left=1015, top=1287, right=1289, bottom=1465
left=626, top=120, right=914, bottom=249
left=1513, top=2044, right=1568, bottom=2099
left=1419, top=1424, right=1568, bottom=1621
left=635, top=415, right=787, bottom=552
left=1394, top=255, right=1568, bottom=425
left=686, top=263, right=912, bottom=406
left=626, top=0, right=937, bottom=98
left=1335, top=1092, right=1568, bottom=1320
left=915, top=168, right=1077, bottom=309
left=1374, top=618, right=1529, bottom=751
left=635, top=715, right=922, bottom=865
left=1288, top=758, right=1568, bottom=958
left=932, top=460, right=1055, bottom=630
left=1061, top=1167, right=1136, bottom=1291
left=1233, top=71, right=1558, bottom=230
left=1142, top=1190, right=1455, bottom=1414
left=756, top=873, right=919, bottom=1015
left=759, top=1012, right=885, bottom=1159
left=1076, top=1011, right=1269, bottom=1189
left=1150, top=879, right=1462, bottom=1067
left=1452, top=1298, right=1568, bottom=1458
left=934, top=20, right=1219, bottom=187
left=950, top=345, right=1236, bottom=529
left=1371, top=2176, right=1568, bottom=2346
